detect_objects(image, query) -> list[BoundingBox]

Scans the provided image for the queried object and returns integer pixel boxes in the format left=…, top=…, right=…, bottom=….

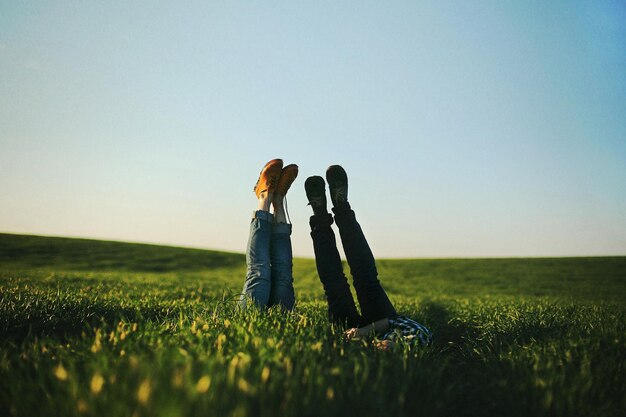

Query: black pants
left=309, top=203, right=397, bottom=328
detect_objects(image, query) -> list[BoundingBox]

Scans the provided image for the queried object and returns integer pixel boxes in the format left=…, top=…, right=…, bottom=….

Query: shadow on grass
left=420, top=301, right=479, bottom=354
left=415, top=301, right=623, bottom=417
left=0, top=300, right=168, bottom=341
left=0, top=292, right=242, bottom=342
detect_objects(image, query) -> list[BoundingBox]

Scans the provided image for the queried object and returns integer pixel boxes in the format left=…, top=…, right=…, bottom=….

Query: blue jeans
left=240, top=210, right=295, bottom=310
left=309, top=203, right=397, bottom=328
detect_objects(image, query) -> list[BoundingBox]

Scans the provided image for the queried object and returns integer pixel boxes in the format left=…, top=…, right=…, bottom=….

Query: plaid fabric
left=382, top=315, right=432, bottom=346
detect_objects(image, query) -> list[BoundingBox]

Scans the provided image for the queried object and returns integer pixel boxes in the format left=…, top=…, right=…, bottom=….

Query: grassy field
left=1, top=233, right=625, bottom=417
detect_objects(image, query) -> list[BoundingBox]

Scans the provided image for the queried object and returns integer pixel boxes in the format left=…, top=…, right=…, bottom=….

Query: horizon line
left=2, top=231, right=625, bottom=260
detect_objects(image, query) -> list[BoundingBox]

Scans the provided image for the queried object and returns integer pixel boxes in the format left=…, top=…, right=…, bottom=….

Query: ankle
left=332, top=201, right=351, bottom=212
left=258, top=192, right=272, bottom=212
left=309, top=212, right=333, bottom=228
left=312, top=205, right=329, bottom=216
left=272, top=196, right=284, bottom=209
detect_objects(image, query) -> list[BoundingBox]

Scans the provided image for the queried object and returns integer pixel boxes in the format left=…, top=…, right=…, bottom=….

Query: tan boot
left=275, top=164, right=299, bottom=198
left=253, top=159, right=283, bottom=198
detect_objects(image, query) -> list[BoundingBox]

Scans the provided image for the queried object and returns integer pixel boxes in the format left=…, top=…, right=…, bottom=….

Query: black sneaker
left=326, top=165, right=348, bottom=208
left=304, top=176, right=327, bottom=215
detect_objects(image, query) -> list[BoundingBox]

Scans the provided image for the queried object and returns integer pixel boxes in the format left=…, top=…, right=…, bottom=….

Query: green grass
left=1, top=232, right=625, bottom=417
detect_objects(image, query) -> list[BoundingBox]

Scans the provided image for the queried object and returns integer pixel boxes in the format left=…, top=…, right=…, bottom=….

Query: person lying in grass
left=239, top=158, right=298, bottom=311
left=305, top=165, right=432, bottom=350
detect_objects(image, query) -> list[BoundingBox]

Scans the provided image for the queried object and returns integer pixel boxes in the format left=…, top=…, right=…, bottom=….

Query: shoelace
left=332, top=188, right=347, bottom=202
left=284, top=196, right=291, bottom=224
left=269, top=174, right=279, bottom=191
left=253, top=172, right=280, bottom=193
left=307, top=196, right=324, bottom=207
left=276, top=179, right=289, bottom=196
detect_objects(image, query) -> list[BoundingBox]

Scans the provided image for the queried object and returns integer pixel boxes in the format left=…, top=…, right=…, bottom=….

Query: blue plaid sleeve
left=383, top=315, right=433, bottom=346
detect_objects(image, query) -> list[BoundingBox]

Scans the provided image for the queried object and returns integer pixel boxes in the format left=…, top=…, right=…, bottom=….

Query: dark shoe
left=326, top=165, right=348, bottom=208
left=253, top=159, right=283, bottom=198
left=276, top=164, right=298, bottom=197
left=304, top=176, right=327, bottom=215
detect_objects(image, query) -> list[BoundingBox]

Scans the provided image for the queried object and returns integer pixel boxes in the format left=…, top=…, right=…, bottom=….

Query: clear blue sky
left=1, top=1, right=625, bottom=257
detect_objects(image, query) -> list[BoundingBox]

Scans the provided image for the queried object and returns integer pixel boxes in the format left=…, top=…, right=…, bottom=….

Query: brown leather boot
left=275, top=164, right=299, bottom=198
left=253, top=159, right=283, bottom=198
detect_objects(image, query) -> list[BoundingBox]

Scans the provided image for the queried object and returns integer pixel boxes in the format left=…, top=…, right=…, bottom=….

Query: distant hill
left=2, top=232, right=625, bottom=302
left=0, top=233, right=245, bottom=272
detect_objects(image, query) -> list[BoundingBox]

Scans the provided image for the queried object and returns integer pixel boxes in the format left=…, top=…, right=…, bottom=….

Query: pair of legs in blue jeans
left=240, top=159, right=298, bottom=310
left=240, top=210, right=295, bottom=310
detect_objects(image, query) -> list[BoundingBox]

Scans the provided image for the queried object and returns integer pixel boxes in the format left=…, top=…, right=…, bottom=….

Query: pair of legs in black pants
left=310, top=202, right=397, bottom=329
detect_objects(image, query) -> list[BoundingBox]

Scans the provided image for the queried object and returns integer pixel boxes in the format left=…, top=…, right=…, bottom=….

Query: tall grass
left=1, top=233, right=625, bottom=417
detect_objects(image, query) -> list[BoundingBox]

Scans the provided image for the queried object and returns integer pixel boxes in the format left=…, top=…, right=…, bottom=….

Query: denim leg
left=310, top=213, right=361, bottom=328
left=240, top=210, right=273, bottom=309
left=268, top=222, right=295, bottom=310
left=333, top=204, right=397, bottom=324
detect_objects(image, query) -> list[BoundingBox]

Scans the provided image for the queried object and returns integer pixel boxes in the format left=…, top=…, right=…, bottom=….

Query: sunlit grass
left=1, top=233, right=625, bottom=417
